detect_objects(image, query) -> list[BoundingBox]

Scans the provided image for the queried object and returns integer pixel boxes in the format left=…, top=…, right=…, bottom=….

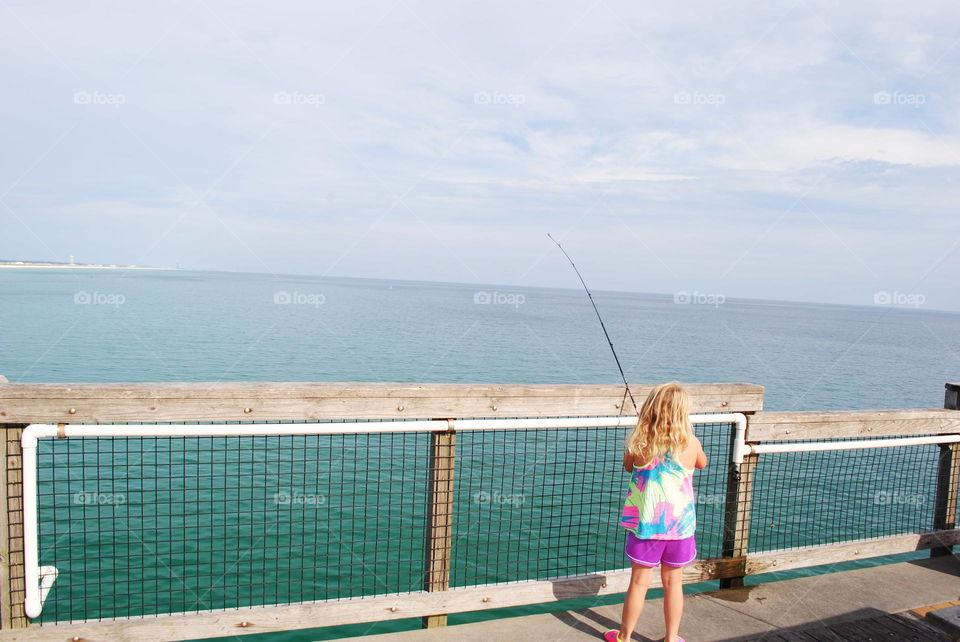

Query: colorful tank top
left=618, top=450, right=696, bottom=540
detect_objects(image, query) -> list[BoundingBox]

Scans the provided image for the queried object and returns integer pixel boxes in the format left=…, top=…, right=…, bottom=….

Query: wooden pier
left=0, top=380, right=955, bottom=641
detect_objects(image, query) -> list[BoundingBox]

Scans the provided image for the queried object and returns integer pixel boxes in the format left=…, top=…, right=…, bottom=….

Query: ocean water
left=3, top=268, right=958, bottom=640
left=2, top=267, right=957, bottom=409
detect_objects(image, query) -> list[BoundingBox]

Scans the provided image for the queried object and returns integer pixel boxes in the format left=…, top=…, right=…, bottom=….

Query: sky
left=1, top=1, right=958, bottom=310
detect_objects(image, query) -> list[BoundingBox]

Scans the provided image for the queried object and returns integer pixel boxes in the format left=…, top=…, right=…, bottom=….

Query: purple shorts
left=625, top=532, right=697, bottom=567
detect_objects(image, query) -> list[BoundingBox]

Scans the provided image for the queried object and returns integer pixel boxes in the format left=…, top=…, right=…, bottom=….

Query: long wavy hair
left=625, top=381, right=692, bottom=466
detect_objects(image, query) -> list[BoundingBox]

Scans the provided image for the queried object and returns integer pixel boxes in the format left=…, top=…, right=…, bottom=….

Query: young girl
left=604, top=382, right=707, bottom=642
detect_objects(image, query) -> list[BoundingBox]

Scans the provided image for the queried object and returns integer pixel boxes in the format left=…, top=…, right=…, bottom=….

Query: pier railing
left=0, top=381, right=957, bottom=641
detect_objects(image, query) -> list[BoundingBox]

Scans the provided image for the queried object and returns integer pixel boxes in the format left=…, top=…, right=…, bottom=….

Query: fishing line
left=548, top=233, right=639, bottom=416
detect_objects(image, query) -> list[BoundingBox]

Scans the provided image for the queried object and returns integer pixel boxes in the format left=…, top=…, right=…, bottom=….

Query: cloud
left=0, top=0, right=958, bottom=309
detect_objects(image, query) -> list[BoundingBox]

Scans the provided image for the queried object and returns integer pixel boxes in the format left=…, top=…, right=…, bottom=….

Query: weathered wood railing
left=0, top=381, right=957, bottom=641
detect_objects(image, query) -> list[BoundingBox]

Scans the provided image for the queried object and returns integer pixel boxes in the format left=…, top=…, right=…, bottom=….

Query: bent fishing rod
left=548, top=233, right=639, bottom=416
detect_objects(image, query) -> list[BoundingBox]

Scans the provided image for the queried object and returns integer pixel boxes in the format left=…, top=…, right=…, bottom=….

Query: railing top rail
left=0, top=381, right=763, bottom=395
left=747, top=408, right=960, bottom=442
left=0, top=381, right=764, bottom=423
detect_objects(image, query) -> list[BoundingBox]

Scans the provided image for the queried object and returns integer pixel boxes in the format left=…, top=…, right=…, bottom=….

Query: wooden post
left=0, top=423, right=27, bottom=630
left=0, top=375, right=27, bottom=630
left=945, top=382, right=959, bottom=413
left=720, top=423, right=757, bottom=589
left=933, top=383, right=960, bottom=557
left=422, top=424, right=456, bottom=628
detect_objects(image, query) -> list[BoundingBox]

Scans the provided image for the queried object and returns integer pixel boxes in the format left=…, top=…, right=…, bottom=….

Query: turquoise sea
left=2, top=268, right=958, bottom=641
left=2, top=267, right=957, bottom=409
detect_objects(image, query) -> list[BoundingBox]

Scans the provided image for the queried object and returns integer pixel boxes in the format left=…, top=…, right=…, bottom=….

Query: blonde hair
left=625, top=381, right=692, bottom=466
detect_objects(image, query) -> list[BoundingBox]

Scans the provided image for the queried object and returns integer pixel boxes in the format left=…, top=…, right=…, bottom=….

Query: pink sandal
left=604, top=630, right=685, bottom=642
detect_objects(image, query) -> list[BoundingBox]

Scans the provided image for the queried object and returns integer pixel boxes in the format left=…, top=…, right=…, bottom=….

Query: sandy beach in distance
left=0, top=262, right=177, bottom=270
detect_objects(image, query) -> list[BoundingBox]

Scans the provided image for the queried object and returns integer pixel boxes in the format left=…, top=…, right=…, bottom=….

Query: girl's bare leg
left=660, top=564, right=684, bottom=642
left=619, top=563, right=653, bottom=640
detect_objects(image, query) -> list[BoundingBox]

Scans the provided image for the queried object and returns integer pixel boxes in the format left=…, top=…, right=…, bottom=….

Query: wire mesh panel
left=692, top=422, right=733, bottom=559
left=36, top=432, right=430, bottom=624
left=449, top=421, right=735, bottom=587
left=749, top=441, right=942, bottom=553
left=451, top=426, right=620, bottom=587
left=32, top=420, right=738, bottom=624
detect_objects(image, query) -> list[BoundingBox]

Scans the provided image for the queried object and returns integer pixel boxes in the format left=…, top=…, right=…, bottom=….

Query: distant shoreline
left=0, top=262, right=177, bottom=270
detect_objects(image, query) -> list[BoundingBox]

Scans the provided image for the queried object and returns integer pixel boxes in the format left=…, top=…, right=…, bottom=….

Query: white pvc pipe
left=729, top=414, right=749, bottom=465
left=20, top=414, right=742, bottom=443
left=22, top=433, right=40, bottom=618
left=20, top=421, right=450, bottom=444
left=20, top=413, right=742, bottom=619
left=39, top=567, right=57, bottom=608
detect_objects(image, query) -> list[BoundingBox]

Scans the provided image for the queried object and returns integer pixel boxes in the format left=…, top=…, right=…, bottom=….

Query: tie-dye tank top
left=618, top=450, right=695, bottom=540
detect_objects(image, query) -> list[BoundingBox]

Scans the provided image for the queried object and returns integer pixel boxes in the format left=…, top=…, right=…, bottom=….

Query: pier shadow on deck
left=349, top=555, right=960, bottom=641
left=559, top=606, right=951, bottom=641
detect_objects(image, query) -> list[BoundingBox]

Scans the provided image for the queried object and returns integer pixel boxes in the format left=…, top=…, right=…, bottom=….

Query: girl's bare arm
left=694, top=436, right=708, bottom=469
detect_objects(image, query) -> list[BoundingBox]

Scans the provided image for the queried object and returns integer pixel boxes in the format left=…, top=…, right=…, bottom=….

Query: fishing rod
left=547, top=233, right=639, bottom=416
